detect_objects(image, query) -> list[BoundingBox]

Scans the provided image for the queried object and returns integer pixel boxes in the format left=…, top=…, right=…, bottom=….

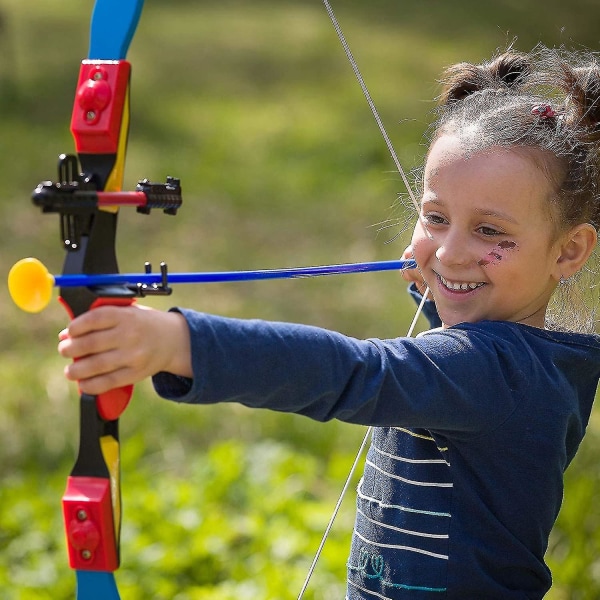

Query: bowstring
left=321, top=0, right=420, bottom=214
left=296, top=290, right=429, bottom=599
left=297, top=6, right=431, bottom=596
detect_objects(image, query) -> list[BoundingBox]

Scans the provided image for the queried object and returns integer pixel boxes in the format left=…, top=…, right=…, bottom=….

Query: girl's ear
left=555, top=223, right=598, bottom=280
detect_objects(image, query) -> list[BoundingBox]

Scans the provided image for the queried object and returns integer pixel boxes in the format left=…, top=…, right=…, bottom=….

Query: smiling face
left=411, top=134, right=566, bottom=328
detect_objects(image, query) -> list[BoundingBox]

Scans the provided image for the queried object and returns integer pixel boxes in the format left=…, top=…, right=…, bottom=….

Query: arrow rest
left=135, top=262, right=172, bottom=297
left=135, top=178, right=181, bottom=215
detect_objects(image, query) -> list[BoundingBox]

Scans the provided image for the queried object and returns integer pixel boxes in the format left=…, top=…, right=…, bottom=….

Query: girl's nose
left=435, top=233, right=472, bottom=266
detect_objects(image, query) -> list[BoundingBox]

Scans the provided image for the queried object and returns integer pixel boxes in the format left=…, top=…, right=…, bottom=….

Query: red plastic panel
left=63, top=476, right=118, bottom=571
left=70, top=60, right=131, bottom=154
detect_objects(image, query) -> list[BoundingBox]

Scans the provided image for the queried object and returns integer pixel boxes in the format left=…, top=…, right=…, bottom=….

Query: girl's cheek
left=478, top=240, right=517, bottom=267
left=410, top=238, right=435, bottom=281
left=410, top=233, right=427, bottom=260
left=411, top=217, right=433, bottom=247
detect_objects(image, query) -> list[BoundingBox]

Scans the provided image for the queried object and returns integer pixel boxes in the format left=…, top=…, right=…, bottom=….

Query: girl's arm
left=153, top=308, right=524, bottom=434
left=60, top=303, right=528, bottom=434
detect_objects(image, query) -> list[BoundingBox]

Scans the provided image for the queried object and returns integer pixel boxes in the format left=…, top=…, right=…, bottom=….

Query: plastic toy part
left=71, top=61, right=131, bottom=154
left=88, top=0, right=145, bottom=60
left=75, top=571, right=120, bottom=600
left=63, top=476, right=118, bottom=571
left=76, top=67, right=112, bottom=125
left=8, top=257, right=54, bottom=313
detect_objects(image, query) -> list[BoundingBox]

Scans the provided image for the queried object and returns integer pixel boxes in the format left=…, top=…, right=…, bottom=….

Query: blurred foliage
left=0, top=0, right=599, bottom=598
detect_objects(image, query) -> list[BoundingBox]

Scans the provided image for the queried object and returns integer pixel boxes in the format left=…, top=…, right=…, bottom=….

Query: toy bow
left=39, top=1, right=180, bottom=598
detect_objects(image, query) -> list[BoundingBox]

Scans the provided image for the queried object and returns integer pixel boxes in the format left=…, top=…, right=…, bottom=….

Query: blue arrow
left=53, top=259, right=418, bottom=288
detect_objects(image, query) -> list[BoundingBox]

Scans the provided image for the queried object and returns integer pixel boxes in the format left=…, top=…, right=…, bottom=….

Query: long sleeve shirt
left=153, top=306, right=600, bottom=599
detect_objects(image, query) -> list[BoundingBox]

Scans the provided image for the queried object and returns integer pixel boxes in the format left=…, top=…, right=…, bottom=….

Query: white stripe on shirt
left=356, top=485, right=452, bottom=518
left=356, top=507, right=449, bottom=539
left=353, top=530, right=449, bottom=560
left=365, top=459, right=453, bottom=488
left=372, top=443, right=448, bottom=465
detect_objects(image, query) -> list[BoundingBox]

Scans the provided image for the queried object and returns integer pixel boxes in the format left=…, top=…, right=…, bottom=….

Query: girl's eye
left=422, top=213, right=447, bottom=226
left=477, top=226, right=503, bottom=236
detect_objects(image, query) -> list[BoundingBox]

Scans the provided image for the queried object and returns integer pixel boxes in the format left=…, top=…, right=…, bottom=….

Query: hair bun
left=488, top=52, right=531, bottom=86
left=440, top=50, right=531, bottom=105
left=567, top=64, right=600, bottom=133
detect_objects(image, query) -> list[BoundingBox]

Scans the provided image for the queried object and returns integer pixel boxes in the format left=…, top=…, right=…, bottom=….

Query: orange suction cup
left=8, top=258, right=55, bottom=313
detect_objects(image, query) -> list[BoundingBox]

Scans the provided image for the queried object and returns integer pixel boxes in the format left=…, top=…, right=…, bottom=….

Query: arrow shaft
left=54, top=259, right=417, bottom=288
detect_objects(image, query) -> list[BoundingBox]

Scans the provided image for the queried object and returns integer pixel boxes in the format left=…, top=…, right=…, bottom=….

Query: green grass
left=1, top=0, right=600, bottom=598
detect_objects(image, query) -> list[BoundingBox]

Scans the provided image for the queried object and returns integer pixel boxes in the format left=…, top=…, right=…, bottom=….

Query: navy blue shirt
left=153, top=303, right=600, bottom=599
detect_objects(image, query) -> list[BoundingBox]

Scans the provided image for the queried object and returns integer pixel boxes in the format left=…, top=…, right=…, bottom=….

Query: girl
left=59, top=47, right=600, bottom=598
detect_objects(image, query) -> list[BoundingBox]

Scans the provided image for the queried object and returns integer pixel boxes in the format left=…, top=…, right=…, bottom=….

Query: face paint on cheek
left=478, top=240, right=517, bottom=267
left=497, top=240, right=516, bottom=250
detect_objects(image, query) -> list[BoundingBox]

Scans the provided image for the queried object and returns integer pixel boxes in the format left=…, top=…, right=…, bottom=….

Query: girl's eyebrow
left=421, top=198, right=518, bottom=225
left=474, top=208, right=518, bottom=225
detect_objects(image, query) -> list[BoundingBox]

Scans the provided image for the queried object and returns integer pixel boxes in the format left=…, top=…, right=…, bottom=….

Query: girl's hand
left=58, top=304, right=192, bottom=396
left=400, top=245, right=427, bottom=295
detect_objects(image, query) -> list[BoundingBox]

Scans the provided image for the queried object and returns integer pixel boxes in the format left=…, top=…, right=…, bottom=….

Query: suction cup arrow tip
left=8, top=257, right=55, bottom=313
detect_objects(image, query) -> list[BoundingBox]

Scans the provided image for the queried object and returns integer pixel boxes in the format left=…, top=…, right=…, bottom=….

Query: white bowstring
left=321, top=0, right=420, bottom=214
left=296, top=288, right=429, bottom=599
left=296, top=426, right=371, bottom=600
left=296, top=3, right=431, bottom=596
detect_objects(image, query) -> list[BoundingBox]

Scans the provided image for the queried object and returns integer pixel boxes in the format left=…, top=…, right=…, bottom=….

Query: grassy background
left=1, top=0, right=600, bottom=598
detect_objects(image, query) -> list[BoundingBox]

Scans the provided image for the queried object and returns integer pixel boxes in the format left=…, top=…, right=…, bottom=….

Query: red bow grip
left=59, top=296, right=135, bottom=422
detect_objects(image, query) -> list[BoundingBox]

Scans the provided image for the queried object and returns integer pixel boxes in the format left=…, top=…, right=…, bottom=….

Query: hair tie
left=531, top=103, right=557, bottom=119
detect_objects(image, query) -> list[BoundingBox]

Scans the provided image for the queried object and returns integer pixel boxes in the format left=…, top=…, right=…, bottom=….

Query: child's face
left=411, top=133, right=564, bottom=328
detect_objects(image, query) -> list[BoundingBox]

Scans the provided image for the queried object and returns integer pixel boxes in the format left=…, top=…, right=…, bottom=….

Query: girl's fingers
left=59, top=305, right=144, bottom=359
left=76, top=367, right=137, bottom=396
left=399, top=246, right=421, bottom=282
left=60, top=328, right=116, bottom=359
left=64, top=347, right=123, bottom=382
left=401, top=245, right=414, bottom=261
left=399, top=244, right=429, bottom=296
left=64, top=305, right=121, bottom=337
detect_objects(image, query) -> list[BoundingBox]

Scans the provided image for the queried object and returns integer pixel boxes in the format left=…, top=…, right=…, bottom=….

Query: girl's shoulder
left=468, top=321, right=599, bottom=347
left=422, top=319, right=598, bottom=340
left=417, top=320, right=600, bottom=361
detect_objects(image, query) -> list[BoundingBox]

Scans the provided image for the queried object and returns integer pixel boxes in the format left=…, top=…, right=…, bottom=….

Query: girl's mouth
left=436, top=272, right=485, bottom=292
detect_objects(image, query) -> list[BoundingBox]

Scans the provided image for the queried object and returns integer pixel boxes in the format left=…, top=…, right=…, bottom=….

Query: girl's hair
left=430, top=46, right=600, bottom=332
